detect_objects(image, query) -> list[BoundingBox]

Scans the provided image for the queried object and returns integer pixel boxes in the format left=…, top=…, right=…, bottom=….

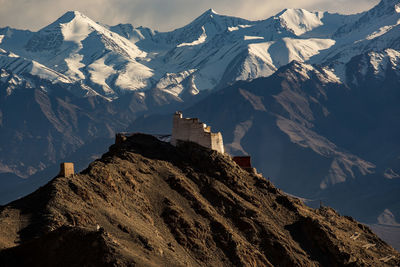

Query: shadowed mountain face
left=0, top=134, right=399, bottom=266
left=0, top=72, right=188, bottom=178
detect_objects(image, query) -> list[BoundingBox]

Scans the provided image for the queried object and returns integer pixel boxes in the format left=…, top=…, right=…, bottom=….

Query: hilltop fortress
left=114, top=112, right=259, bottom=172
left=171, top=112, right=225, bottom=154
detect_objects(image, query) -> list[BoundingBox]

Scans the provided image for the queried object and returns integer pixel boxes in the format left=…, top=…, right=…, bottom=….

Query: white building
left=171, top=112, right=225, bottom=154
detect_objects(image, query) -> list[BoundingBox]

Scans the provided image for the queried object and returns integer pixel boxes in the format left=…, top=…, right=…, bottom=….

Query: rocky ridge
left=0, top=134, right=398, bottom=266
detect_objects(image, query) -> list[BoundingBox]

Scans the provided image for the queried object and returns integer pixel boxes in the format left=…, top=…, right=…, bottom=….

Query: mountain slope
left=0, top=133, right=398, bottom=266
left=0, top=48, right=72, bottom=84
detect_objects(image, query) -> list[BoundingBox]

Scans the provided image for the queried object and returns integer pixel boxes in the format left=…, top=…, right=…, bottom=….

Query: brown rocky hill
left=0, top=134, right=398, bottom=266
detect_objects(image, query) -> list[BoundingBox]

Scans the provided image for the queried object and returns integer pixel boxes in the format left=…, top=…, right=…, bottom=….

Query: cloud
left=0, top=0, right=379, bottom=32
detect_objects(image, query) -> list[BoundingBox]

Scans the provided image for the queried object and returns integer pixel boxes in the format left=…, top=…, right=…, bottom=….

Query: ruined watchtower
left=59, top=162, right=74, bottom=177
left=171, top=112, right=224, bottom=154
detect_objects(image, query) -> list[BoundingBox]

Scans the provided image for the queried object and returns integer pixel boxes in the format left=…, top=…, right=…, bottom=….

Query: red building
left=232, top=156, right=252, bottom=169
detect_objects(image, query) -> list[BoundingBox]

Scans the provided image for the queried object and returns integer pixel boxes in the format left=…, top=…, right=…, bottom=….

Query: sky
left=0, top=0, right=380, bottom=32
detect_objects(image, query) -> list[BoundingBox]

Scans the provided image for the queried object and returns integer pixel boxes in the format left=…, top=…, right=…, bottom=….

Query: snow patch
left=88, top=57, right=116, bottom=94
left=248, top=42, right=274, bottom=63
left=228, top=26, right=239, bottom=32
left=156, top=69, right=196, bottom=96
left=232, top=42, right=277, bottom=80
left=228, top=24, right=253, bottom=32
left=396, top=3, right=400, bottom=13
left=115, top=61, right=153, bottom=91
left=60, top=15, right=92, bottom=44
left=366, top=20, right=400, bottom=40
left=64, top=54, right=85, bottom=80
left=284, top=38, right=335, bottom=62
left=244, top=36, right=264, bottom=40
left=30, top=61, right=71, bottom=83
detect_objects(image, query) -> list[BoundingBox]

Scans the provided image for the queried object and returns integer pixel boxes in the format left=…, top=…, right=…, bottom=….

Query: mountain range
left=3, top=0, right=399, bottom=100
left=0, top=0, right=400, bottom=250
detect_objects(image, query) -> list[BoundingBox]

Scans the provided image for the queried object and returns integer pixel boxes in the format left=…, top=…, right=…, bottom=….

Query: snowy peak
left=24, top=10, right=143, bottom=59
left=11, top=10, right=150, bottom=98
left=275, top=8, right=323, bottom=36
left=160, top=8, right=252, bottom=46
left=192, top=8, right=224, bottom=23
left=207, top=8, right=218, bottom=14
left=37, top=10, right=98, bottom=37
left=25, top=11, right=99, bottom=52
left=198, top=8, right=219, bottom=17
left=51, top=11, right=88, bottom=25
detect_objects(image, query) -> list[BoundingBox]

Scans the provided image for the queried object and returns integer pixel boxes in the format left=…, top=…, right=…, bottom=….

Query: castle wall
left=171, top=112, right=224, bottom=154
left=210, top=133, right=224, bottom=154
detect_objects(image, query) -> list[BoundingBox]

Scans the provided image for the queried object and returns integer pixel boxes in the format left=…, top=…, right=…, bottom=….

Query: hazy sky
left=0, top=0, right=379, bottom=32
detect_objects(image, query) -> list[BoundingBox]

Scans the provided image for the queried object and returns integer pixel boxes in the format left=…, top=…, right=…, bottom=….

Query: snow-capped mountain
left=0, top=11, right=154, bottom=98
left=315, top=0, right=400, bottom=79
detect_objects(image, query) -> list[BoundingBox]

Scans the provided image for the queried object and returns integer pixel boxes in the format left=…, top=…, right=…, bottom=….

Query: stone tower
left=59, top=162, right=75, bottom=177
